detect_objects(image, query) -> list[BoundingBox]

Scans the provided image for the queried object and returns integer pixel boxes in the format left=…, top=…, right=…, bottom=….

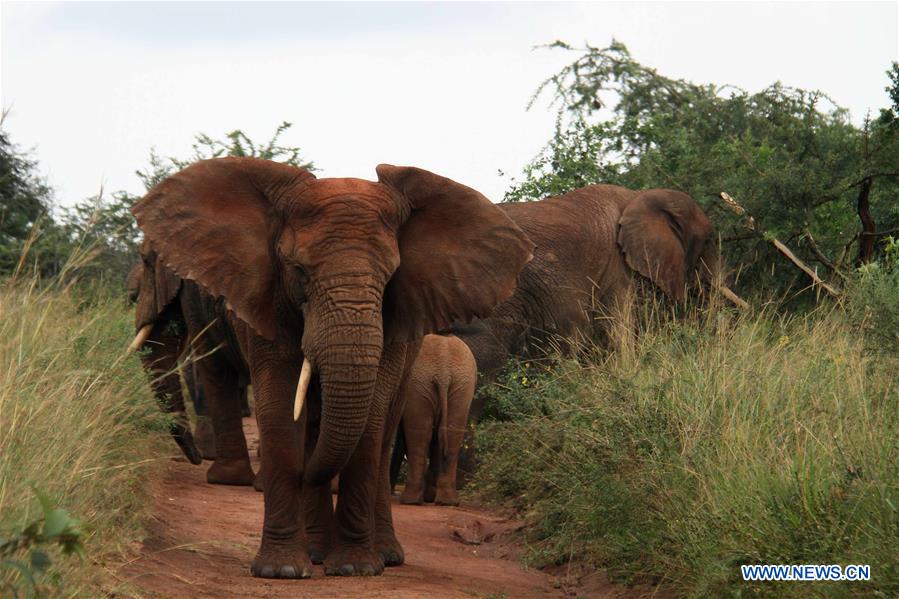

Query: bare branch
left=719, top=192, right=841, bottom=299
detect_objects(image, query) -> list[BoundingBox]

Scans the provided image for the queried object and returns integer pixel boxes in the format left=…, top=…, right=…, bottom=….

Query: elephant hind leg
left=199, top=360, right=254, bottom=486
left=423, top=434, right=439, bottom=504
left=399, top=421, right=433, bottom=505
left=434, top=428, right=464, bottom=506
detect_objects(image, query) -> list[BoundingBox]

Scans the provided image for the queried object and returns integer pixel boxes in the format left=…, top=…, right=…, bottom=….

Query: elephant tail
left=436, top=377, right=450, bottom=465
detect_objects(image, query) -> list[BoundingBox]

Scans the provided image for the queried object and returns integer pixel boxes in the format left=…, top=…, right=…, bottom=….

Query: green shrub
left=846, top=236, right=899, bottom=356
left=473, top=305, right=898, bottom=597
left=0, top=272, right=169, bottom=594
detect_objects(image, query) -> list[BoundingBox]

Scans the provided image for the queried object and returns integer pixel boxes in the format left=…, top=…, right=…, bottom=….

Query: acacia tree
left=507, top=41, right=899, bottom=297
left=64, top=121, right=315, bottom=281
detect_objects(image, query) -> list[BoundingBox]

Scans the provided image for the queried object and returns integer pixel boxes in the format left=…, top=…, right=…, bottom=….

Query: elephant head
left=132, top=157, right=533, bottom=484
left=126, top=248, right=203, bottom=464
left=132, top=241, right=184, bottom=329
left=617, top=189, right=746, bottom=307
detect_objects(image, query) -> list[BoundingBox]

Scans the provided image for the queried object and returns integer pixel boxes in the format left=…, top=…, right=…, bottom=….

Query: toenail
left=279, top=565, right=297, bottom=578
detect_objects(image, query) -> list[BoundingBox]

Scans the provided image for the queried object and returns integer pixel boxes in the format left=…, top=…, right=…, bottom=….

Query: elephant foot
left=434, top=489, right=460, bottom=506
left=251, top=544, right=314, bottom=579
left=206, top=458, right=255, bottom=486
left=399, top=487, right=424, bottom=505
left=193, top=416, right=216, bottom=460
left=375, top=534, right=404, bottom=567
left=423, top=485, right=437, bottom=504
left=324, top=545, right=384, bottom=576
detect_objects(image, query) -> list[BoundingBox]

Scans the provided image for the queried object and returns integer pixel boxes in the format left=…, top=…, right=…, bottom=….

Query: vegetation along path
left=117, top=418, right=653, bottom=598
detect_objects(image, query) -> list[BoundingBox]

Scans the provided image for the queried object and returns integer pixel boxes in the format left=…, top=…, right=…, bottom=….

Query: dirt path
left=118, top=418, right=647, bottom=598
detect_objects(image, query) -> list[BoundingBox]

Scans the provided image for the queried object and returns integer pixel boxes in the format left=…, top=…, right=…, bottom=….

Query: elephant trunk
left=302, top=292, right=383, bottom=486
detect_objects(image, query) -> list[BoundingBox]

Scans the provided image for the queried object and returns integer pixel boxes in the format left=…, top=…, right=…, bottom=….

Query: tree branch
left=802, top=228, right=846, bottom=280
left=846, top=171, right=899, bottom=189
left=719, top=192, right=841, bottom=299
left=855, top=177, right=875, bottom=266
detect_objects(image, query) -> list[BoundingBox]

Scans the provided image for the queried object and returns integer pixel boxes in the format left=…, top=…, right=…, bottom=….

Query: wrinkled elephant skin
left=130, top=158, right=533, bottom=579
left=398, top=334, right=476, bottom=507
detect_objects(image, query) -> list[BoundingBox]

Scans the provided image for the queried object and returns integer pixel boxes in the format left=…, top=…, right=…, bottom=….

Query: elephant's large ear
left=132, top=157, right=316, bottom=339
left=377, top=165, right=533, bottom=343
left=617, top=189, right=713, bottom=300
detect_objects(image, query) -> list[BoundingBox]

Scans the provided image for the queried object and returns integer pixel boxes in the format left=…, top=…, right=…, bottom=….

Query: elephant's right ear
left=132, top=157, right=315, bottom=339
left=617, top=189, right=713, bottom=300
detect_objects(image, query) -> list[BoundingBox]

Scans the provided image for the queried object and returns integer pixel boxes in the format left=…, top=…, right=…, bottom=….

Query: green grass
left=473, top=296, right=898, bottom=597
left=0, top=272, right=171, bottom=595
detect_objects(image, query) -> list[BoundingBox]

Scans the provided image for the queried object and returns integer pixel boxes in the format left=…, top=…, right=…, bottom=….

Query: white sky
left=1, top=1, right=897, bottom=207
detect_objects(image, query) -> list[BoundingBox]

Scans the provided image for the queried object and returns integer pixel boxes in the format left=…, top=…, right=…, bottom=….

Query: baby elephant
left=400, top=334, right=476, bottom=506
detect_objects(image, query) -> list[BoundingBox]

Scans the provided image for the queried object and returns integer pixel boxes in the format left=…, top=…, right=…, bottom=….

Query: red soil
left=116, top=418, right=656, bottom=598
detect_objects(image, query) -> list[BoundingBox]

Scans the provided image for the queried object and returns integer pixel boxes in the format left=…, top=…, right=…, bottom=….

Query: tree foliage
left=0, top=118, right=64, bottom=276
left=0, top=121, right=314, bottom=283
left=507, top=41, right=899, bottom=298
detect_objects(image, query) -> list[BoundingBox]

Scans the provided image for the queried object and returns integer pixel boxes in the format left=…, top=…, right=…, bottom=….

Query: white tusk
left=126, top=324, right=154, bottom=354
left=717, top=285, right=749, bottom=310
left=294, top=358, right=313, bottom=421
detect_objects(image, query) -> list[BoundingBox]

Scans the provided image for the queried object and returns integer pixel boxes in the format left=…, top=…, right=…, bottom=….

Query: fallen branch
left=719, top=192, right=841, bottom=299
left=802, top=228, right=846, bottom=280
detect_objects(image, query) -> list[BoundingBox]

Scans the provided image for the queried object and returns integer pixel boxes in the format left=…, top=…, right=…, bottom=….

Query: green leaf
left=29, top=549, right=51, bottom=572
left=42, top=508, right=71, bottom=538
left=31, top=486, right=52, bottom=516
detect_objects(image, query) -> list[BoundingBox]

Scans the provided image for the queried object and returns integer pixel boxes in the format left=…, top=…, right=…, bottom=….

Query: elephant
left=128, top=157, right=533, bottom=579
left=444, top=184, right=747, bottom=481
left=126, top=256, right=203, bottom=466
left=393, top=334, right=476, bottom=507
left=128, top=250, right=257, bottom=483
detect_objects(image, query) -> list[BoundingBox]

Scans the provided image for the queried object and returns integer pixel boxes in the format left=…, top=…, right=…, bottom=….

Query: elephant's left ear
left=377, top=165, right=534, bottom=343
left=617, top=189, right=713, bottom=300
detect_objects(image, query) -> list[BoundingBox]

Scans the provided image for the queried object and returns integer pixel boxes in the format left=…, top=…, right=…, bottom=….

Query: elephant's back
left=499, top=184, right=631, bottom=285
left=491, top=185, right=635, bottom=344
left=416, top=334, right=477, bottom=388
left=500, top=185, right=631, bottom=249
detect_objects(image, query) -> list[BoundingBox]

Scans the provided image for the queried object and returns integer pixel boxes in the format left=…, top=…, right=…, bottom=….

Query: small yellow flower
left=777, top=335, right=790, bottom=348
left=521, top=376, right=529, bottom=386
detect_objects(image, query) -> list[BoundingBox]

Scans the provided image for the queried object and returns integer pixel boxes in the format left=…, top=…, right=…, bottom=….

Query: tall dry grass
left=474, top=297, right=898, bottom=597
left=0, top=263, right=170, bottom=594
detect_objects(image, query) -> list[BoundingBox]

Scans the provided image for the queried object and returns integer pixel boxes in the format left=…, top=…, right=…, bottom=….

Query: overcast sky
left=1, top=1, right=896, bottom=206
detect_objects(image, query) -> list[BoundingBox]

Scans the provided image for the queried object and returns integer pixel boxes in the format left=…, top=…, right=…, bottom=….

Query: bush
left=0, top=268, right=170, bottom=594
left=473, top=302, right=898, bottom=597
left=846, top=236, right=899, bottom=356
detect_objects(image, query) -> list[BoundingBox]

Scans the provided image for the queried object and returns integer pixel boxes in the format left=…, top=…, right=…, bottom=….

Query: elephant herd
left=126, top=157, right=745, bottom=580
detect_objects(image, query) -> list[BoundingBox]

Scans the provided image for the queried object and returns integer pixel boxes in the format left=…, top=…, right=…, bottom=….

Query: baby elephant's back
left=416, top=334, right=478, bottom=390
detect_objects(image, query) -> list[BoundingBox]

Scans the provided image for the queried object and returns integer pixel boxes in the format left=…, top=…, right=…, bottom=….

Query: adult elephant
left=126, top=254, right=204, bottom=466
left=129, top=157, right=533, bottom=579
left=449, top=184, right=747, bottom=479
left=128, top=251, right=258, bottom=483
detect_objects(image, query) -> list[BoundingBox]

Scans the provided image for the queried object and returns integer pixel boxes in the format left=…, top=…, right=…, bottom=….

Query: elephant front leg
left=374, top=341, right=420, bottom=566
left=249, top=354, right=312, bottom=579
left=327, top=343, right=410, bottom=575
left=325, top=425, right=385, bottom=576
